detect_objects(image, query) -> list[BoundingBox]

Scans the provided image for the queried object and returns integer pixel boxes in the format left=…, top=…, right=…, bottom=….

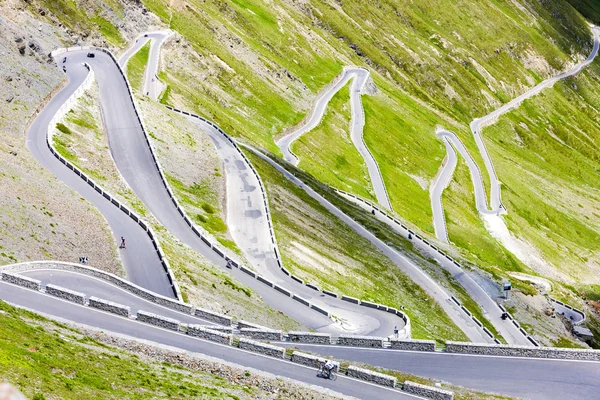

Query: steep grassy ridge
left=482, top=63, right=600, bottom=285
left=246, top=151, right=468, bottom=342
left=126, top=41, right=151, bottom=91
left=292, top=80, right=375, bottom=200
left=141, top=0, right=598, bottom=287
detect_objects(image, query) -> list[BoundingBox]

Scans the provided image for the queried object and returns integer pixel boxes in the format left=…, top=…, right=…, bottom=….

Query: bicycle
left=317, top=363, right=337, bottom=381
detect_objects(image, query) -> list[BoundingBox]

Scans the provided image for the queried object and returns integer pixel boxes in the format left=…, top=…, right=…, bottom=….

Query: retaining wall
left=446, top=341, right=600, bottom=361
left=237, top=320, right=272, bottom=330
left=390, top=339, right=436, bottom=352
left=194, top=307, right=232, bottom=326
left=187, top=325, right=232, bottom=345
left=347, top=366, right=397, bottom=388
left=136, top=310, right=180, bottom=331
left=287, top=331, right=331, bottom=344
left=338, top=335, right=384, bottom=348
left=402, top=381, right=454, bottom=400
left=238, top=338, right=285, bottom=358
left=88, top=296, right=130, bottom=317
left=1, top=272, right=41, bottom=291
left=290, top=351, right=340, bottom=372
left=239, top=328, right=283, bottom=341
left=45, top=284, right=85, bottom=305
left=3, top=262, right=191, bottom=314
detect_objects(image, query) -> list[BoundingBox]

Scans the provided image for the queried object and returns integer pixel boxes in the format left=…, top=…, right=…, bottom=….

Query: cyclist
left=322, top=359, right=336, bottom=379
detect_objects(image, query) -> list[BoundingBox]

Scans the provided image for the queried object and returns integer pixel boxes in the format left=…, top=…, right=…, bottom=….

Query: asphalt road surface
left=431, top=26, right=600, bottom=243
left=277, top=67, right=392, bottom=210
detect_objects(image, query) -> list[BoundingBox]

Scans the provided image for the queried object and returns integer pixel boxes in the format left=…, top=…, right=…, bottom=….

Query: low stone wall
left=88, top=296, right=130, bottom=317
left=341, top=295, right=359, bottom=304
left=446, top=341, right=600, bottom=361
left=1, top=272, right=41, bottom=291
left=402, top=381, right=454, bottom=400
left=45, top=284, right=85, bottom=305
left=238, top=338, right=285, bottom=358
left=290, top=351, right=340, bottom=372
left=136, top=310, right=180, bottom=331
left=390, top=339, right=436, bottom=352
left=187, top=325, right=232, bottom=345
left=239, top=328, right=283, bottom=341
left=347, top=366, right=397, bottom=388
left=194, top=307, right=232, bottom=326
left=288, top=331, right=331, bottom=344
left=3, top=262, right=191, bottom=314
left=196, top=325, right=233, bottom=333
left=238, top=320, right=272, bottom=330
left=338, top=335, right=384, bottom=348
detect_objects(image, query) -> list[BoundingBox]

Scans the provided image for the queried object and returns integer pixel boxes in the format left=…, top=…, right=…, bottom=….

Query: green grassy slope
left=0, top=301, right=269, bottom=400
left=246, top=150, right=468, bottom=342
left=139, top=0, right=598, bottom=287
left=293, top=80, right=375, bottom=200
left=566, top=0, right=600, bottom=23
left=126, top=41, right=151, bottom=92
left=482, top=62, right=600, bottom=286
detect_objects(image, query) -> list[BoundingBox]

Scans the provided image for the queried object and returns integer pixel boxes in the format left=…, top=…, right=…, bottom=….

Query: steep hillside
left=138, top=0, right=598, bottom=289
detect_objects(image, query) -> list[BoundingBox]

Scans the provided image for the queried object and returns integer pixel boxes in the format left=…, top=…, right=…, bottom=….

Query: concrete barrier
left=347, top=366, right=397, bottom=387
left=194, top=307, right=232, bottom=326
left=402, top=381, right=454, bottom=400
left=238, top=338, right=285, bottom=358
left=45, top=284, right=85, bottom=305
left=1, top=272, right=41, bottom=291
left=291, top=351, right=339, bottom=372
left=292, top=294, right=310, bottom=306
left=239, top=328, right=283, bottom=341
left=288, top=331, right=331, bottom=344
left=338, top=335, right=384, bottom=348
left=88, top=296, right=130, bottom=317
left=360, top=300, right=378, bottom=309
left=136, top=310, right=180, bottom=331
left=446, top=341, right=600, bottom=361
left=341, top=295, right=360, bottom=304
left=390, top=339, right=436, bottom=352
left=187, top=325, right=232, bottom=345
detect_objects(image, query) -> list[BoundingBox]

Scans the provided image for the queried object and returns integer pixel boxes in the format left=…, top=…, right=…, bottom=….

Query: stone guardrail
left=402, top=381, right=454, bottom=400
left=88, top=296, right=131, bottom=317
left=288, top=331, right=332, bottom=344
left=0, top=272, right=41, bottom=291
left=2, top=262, right=196, bottom=315
left=187, top=325, right=232, bottom=345
left=136, top=310, right=180, bottom=331
left=290, top=351, right=340, bottom=372
left=446, top=341, right=600, bottom=361
left=196, top=325, right=234, bottom=333
left=194, top=307, right=232, bottom=326
left=390, top=339, right=436, bottom=352
left=238, top=338, right=285, bottom=358
left=338, top=335, right=385, bottom=348
left=45, top=51, right=181, bottom=300
left=45, top=284, right=86, bottom=305
left=239, top=328, right=283, bottom=341
left=237, top=320, right=272, bottom=330
left=347, top=365, right=397, bottom=388
left=165, top=106, right=412, bottom=339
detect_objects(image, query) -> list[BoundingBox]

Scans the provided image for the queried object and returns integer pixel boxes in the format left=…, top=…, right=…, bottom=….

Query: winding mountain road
left=277, top=67, right=392, bottom=210
left=14, top=26, right=600, bottom=399
left=430, top=26, right=600, bottom=243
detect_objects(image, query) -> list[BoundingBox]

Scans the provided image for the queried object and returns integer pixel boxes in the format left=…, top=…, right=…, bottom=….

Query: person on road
left=120, top=237, right=126, bottom=249
left=322, top=360, right=335, bottom=378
